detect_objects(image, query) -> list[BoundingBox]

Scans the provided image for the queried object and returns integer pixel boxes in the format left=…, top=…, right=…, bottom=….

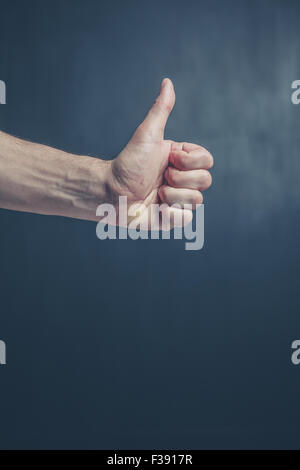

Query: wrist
left=58, top=154, right=113, bottom=221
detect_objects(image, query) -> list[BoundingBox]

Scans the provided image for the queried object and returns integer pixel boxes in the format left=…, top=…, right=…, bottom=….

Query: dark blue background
left=0, top=0, right=300, bottom=449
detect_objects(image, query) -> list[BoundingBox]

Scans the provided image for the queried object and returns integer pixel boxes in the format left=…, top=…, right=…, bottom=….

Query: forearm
left=0, top=131, right=111, bottom=221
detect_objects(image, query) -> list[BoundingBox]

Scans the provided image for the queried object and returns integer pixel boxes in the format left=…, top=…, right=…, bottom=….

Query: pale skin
left=0, top=78, right=213, bottom=227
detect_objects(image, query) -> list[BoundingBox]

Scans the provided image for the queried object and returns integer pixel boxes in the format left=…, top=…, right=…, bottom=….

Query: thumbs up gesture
left=107, top=78, right=213, bottom=228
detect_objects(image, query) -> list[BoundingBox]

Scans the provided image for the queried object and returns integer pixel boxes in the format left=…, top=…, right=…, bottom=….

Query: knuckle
left=189, top=191, right=203, bottom=205
left=205, top=153, right=214, bottom=169
left=159, top=185, right=167, bottom=201
left=202, top=171, right=212, bottom=188
left=156, top=99, right=172, bottom=114
left=195, top=191, right=203, bottom=204
left=169, top=152, right=175, bottom=166
left=164, top=168, right=171, bottom=184
left=167, top=168, right=179, bottom=186
left=179, top=154, right=188, bottom=170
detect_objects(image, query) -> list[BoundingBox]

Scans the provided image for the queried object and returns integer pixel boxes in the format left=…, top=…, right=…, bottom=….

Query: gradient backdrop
left=0, top=0, right=300, bottom=449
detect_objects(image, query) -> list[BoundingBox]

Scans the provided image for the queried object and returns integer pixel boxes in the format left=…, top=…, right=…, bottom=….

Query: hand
left=106, top=78, right=213, bottom=228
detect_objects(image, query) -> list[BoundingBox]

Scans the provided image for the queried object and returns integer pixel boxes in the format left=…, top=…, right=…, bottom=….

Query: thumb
left=137, top=78, right=175, bottom=141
